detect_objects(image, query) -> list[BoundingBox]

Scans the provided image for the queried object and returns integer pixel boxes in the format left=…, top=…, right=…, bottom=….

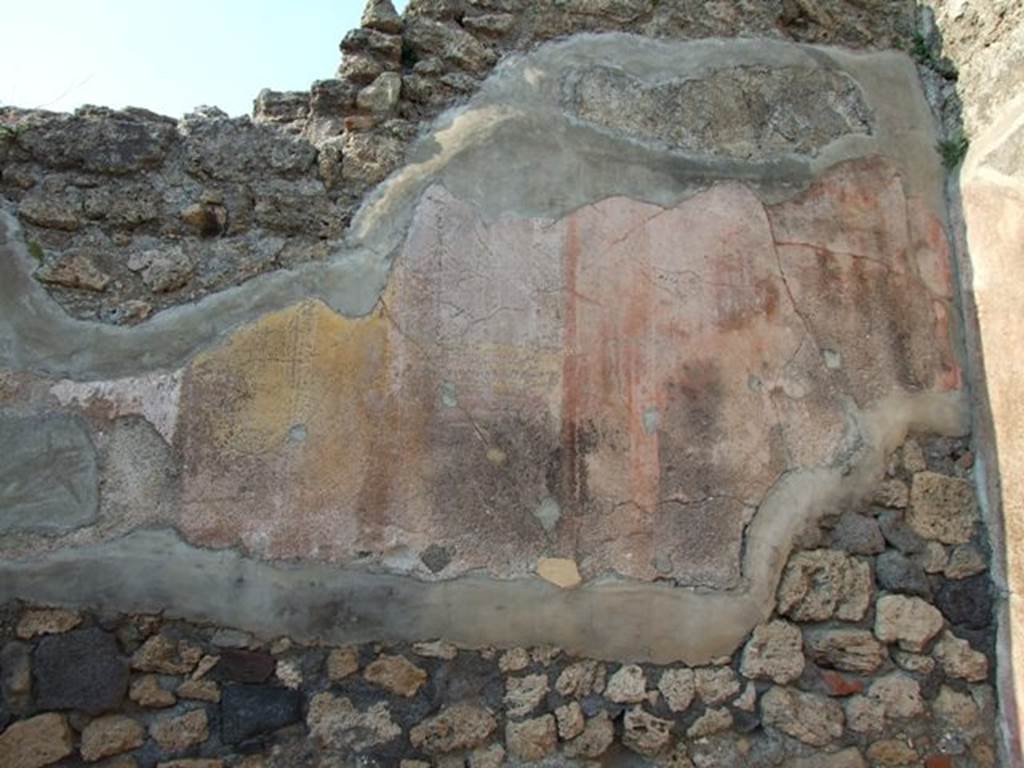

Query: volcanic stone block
left=876, top=551, right=932, bottom=598
left=830, top=512, right=885, bottom=555
left=16, top=108, right=176, bottom=174
left=214, top=649, right=276, bottom=683
left=221, top=684, right=302, bottom=744
left=1, top=642, right=32, bottom=716
left=0, top=712, right=73, bottom=768
left=33, top=628, right=128, bottom=714
left=0, top=414, right=97, bottom=533
left=936, top=574, right=993, bottom=629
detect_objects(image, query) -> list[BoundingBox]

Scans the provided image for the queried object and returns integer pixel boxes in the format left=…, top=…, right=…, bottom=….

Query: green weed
left=910, top=32, right=934, bottom=64
left=27, top=241, right=44, bottom=264
left=937, top=131, right=970, bottom=169
left=0, top=125, right=18, bottom=144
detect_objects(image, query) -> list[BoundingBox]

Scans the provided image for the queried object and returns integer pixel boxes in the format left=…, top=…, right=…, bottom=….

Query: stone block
left=221, top=684, right=302, bottom=745
left=33, top=628, right=128, bottom=715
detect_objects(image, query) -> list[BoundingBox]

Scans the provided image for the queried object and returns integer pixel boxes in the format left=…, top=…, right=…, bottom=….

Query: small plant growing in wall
left=937, top=131, right=970, bottom=169
left=0, top=122, right=26, bottom=145
left=910, top=32, right=935, bottom=64
left=27, top=240, right=44, bottom=264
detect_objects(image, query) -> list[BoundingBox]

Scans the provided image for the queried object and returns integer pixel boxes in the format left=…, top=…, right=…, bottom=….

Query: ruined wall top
left=0, top=0, right=918, bottom=324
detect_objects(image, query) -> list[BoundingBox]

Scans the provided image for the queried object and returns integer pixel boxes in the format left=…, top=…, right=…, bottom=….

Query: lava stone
left=922, top=436, right=970, bottom=476
left=214, top=649, right=276, bottom=683
left=878, top=511, right=925, bottom=554
left=936, top=574, right=993, bottom=629
left=831, top=511, right=885, bottom=555
left=580, top=695, right=605, bottom=717
left=33, top=627, right=128, bottom=714
left=732, top=708, right=761, bottom=733
left=221, top=684, right=302, bottom=744
left=876, top=550, right=932, bottom=598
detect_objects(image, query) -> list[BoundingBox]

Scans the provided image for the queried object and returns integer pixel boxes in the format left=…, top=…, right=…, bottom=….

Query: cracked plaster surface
left=171, top=157, right=961, bottom=590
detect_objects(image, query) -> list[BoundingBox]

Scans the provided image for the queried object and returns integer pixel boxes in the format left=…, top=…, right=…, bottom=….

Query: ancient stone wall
left=0, top=0, right=1019, bottom=765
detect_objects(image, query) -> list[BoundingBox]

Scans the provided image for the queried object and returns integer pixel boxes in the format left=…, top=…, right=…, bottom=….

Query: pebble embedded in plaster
left=537, top=558, right=582, bottom=589
left=440, top=381, right=458, bottom=408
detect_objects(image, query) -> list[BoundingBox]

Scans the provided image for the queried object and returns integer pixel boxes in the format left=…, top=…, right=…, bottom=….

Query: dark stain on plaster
left=428, top=410, right=561, bottom=550
left=659, top=361, right=725, bottom=499
left=419, top=544, right=453, bottom=574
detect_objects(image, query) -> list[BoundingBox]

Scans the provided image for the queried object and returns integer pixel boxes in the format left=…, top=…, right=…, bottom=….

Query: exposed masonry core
left=562, top=65, right=874, bottom=157
left=1, top=0, right=1021, bottom=765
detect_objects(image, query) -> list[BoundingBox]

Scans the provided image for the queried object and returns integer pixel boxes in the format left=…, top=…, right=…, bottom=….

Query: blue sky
left=2, top=1, right=407, bottom=117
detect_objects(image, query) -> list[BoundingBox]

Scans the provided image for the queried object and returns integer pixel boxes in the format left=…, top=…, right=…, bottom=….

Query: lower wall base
left=0, top=435, right=1002, bottom=768
left=0, top=596, right=1000, bottom=768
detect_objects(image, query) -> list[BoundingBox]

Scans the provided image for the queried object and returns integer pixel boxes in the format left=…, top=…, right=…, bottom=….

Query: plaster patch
left=535, top=498, right=562, bottom=533
left=642, top=407, right=660, bottom=435
left=0, top=413, right=97, bottom=534
left=50, top=370, right=183, bottom=444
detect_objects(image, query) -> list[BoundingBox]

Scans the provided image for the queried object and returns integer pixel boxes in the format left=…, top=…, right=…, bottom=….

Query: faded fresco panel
left=178, top=158, right=959, bottom=588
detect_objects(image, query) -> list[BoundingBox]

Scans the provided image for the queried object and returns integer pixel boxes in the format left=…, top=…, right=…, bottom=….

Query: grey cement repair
left=0, top=413, right=97, bottom=534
